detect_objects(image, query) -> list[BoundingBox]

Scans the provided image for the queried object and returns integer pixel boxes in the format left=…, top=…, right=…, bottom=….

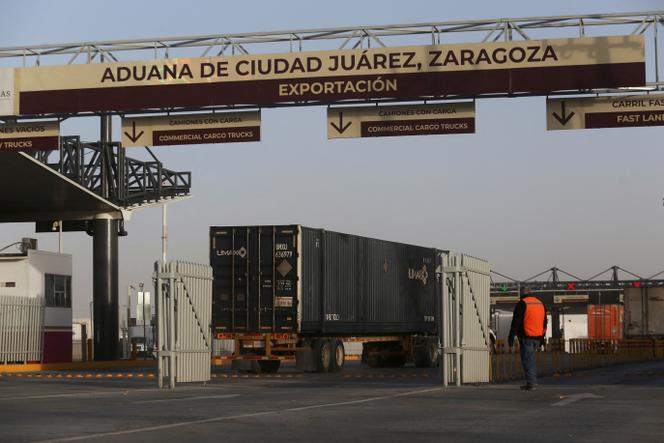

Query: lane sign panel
left=327, top=102, right=475, bottom=139
left=121, top=111, right=260, bottom=147
left=13, top=36, right=644, bottom=116
left=547, top=94, right=664, bottom=130
left=0, top=121, right=59, bottom=152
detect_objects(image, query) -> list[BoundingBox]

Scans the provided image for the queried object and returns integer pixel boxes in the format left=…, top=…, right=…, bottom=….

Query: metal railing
left=32, top=136, right=191, bottom=207
left=0, top=295, right=44, bottom=364
left=491, top=338, right=664, bottom=382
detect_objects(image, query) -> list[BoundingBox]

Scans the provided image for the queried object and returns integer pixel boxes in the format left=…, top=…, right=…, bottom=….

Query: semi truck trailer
left=210, top=225, right=443, bottom=373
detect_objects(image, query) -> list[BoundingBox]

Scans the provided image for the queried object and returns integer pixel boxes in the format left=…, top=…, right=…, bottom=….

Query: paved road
left=1, top=360, right=663, bottom=442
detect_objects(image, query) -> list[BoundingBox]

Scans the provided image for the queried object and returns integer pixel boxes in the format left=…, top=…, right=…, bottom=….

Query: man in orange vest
left=508, top=286, right=547, bottom=390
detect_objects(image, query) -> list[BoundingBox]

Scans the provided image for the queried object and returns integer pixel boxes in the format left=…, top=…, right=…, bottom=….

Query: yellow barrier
left=0, top=359, right=157, bottom=373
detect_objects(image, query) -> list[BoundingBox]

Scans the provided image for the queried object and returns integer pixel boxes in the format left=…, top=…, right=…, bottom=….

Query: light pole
left=139, top=282, right=146, bottom=358
left=126, top=285, right=135, bottom=359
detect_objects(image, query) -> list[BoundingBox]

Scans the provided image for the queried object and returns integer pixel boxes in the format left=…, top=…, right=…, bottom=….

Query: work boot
left=520, top=384, right=535, bottom=391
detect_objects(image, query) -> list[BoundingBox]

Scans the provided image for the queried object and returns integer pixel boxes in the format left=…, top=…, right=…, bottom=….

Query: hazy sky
left=2, top=0, right=664, bottom=318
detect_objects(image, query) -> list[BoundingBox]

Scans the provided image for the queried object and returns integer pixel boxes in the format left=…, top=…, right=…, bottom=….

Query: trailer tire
left=257, top=360, right=281, bottom=373
left=314, top=339, right=333, bottom=373
left=332, top=339, right=345, bottom=372
left=364, top=343, right=381, bottom=368
left=414, top=338, right=439, bottom=368
left=383, top=353, right=407, bottom=368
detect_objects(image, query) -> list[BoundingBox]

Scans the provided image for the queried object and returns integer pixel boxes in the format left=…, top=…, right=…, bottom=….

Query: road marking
left=0, top=388, right=157, bottom=401
left=36, top=387, right=441, bottom=442
left=132, top=394, right=239, bottom=404
left=552, top=393, right=603, bottom=406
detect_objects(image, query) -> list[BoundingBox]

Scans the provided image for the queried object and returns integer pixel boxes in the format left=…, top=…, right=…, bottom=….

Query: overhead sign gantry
left=1, top=11, right=662, bottom=360
left=1, top=35, right=646, bottom=116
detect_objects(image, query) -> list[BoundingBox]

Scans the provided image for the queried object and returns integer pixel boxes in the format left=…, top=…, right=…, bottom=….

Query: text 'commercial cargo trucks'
left=210, top=225, right=444, bottom=373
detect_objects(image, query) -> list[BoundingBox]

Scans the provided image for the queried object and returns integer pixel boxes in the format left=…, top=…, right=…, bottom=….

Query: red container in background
left=588, top=304, right=623, bottom=339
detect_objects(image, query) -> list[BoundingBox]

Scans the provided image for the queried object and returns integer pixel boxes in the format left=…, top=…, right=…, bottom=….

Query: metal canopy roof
left=0, top=152, right=121, bottom=222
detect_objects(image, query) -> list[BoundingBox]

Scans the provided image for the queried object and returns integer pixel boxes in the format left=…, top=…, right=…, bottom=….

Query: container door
left=211, top=226, right=299, bottom=334
left=262, top=226, right=299, bottom=333
left=210, top=227, right=250, bottom=333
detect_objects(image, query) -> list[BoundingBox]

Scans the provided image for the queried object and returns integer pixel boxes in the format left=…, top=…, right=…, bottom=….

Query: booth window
left=45, top=274, right=71, bottom=307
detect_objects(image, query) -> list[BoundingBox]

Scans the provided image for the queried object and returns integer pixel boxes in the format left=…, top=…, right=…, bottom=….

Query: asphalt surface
left=1, top=360, right=663, bottom=442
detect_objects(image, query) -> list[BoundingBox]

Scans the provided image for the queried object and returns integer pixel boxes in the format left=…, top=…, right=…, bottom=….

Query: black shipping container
left=210, top=225, right=437, bottom=337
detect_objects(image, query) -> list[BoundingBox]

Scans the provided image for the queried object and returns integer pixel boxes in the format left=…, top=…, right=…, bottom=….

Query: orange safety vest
left=522, top=296, right=545, bottom=337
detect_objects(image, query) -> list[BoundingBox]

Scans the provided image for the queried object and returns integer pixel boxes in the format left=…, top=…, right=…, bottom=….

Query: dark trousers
left=519, top=337, right=539, bottom=386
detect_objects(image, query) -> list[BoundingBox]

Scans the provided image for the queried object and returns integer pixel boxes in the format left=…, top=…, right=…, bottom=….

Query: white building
left=0, top=240, right=73, bottom=363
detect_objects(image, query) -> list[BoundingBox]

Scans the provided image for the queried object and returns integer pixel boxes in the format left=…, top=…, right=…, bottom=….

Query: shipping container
left=210, top=225, right=441, bottom=372
left=587, top=304, right=623, bottom=340
left=624, top=287, right=664, bottom=338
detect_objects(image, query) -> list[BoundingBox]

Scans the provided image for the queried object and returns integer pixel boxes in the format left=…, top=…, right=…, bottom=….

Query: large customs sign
left=8, top=36, right=645, bottom=116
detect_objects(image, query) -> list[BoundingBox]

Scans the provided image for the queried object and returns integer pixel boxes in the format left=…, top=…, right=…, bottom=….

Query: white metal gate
left=440, top=253, right=491, bottom=385
left=155, top=261, right=212, bottom=388
left=0, top=295, right=44, bottom=364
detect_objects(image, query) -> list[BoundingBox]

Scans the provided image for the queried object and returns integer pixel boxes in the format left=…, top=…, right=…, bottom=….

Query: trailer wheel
left=364, top=343, right=383, bottom=368
left=414, top=338, right=439, bottom=368
left=332, top=339, right=345, bottom=372
left=383, top=353, right=407, bottom=368
left=257, top=360, right=281, bottom=373
left=314, top=339, right=333, bottom=373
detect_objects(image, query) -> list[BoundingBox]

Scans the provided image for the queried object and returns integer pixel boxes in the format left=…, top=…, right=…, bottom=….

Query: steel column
left=92, top=216, right=119, bottom=360
left=552, top=307, right=563, bottom=340
left=91, top=113, right=120, bottom=361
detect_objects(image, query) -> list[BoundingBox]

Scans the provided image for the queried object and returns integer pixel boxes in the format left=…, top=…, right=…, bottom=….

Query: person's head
left=519, top=285, right=529, bottom=298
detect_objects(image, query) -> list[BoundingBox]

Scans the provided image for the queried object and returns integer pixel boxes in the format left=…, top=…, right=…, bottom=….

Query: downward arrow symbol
left=123, top=121, right=144, bottom=143
left=330, top=112, right=352, bottom=134
left=552, top=101, right=575, bottom=126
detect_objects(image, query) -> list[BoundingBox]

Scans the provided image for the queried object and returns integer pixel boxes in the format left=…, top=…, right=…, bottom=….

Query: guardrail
left=491, top=338, right=664, bottom=382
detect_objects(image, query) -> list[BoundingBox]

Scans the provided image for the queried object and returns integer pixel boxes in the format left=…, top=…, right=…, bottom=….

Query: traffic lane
left=40, top=382, right=663, bottom=443
left=0, top=377, right=432, bottom=442
left=3, top=360, right=663, bottom=442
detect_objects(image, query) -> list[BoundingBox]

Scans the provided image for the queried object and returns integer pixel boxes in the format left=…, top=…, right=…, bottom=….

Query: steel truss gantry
left=32, top=136, right=191, bottom=207
left=490, top=265, right=664, bottom=294
left=0, top=11, right=662, bottom=116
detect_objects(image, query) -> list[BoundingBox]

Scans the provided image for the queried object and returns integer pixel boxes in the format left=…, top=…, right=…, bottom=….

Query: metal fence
left=440, top=253, right=491, bottom=385
left=155, top=260, right=213, bottom=388
left=491, top=338, right=664, bottom=382
left=0, top=295, right=44, bottom=364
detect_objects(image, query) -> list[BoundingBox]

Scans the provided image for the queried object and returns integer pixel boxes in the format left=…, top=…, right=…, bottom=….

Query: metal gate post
left=156, top=261, right=164, bottom=389
left=439, top=253, right=448, bottom=386
left=454, top=258, right=462, bottom=387
left=168, top=263, right=176, bottom=389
